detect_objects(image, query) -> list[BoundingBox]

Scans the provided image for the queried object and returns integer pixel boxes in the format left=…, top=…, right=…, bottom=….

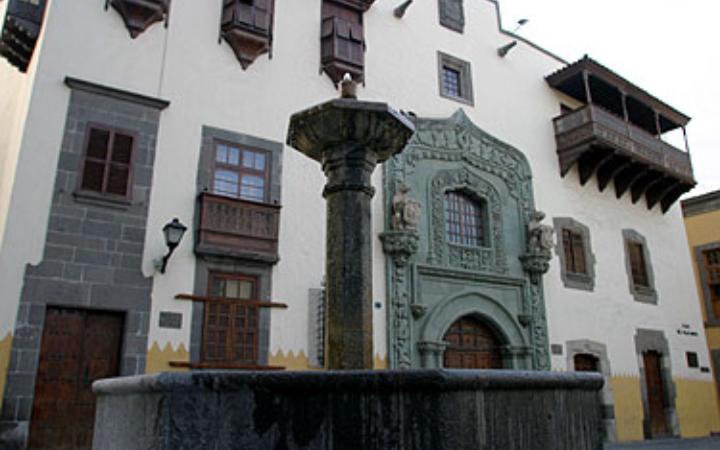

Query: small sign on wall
left=676, top=324, right=699, bottom=337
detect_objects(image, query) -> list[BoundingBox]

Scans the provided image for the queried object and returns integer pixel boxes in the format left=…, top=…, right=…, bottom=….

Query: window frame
left=443, top=189, right=488, bottom=248
left=553, top=217, right=595, bottom=291
left=201, top=271, right=260, bottom=365
left=437, top=51, right=474, bottom=106
left=622, top=229, right=657, bottom=304
left=211, top=138, right=271, bottom=204
left=77, top=123, right=136, bottom=200
left=695, top=242, right=720, bottom=325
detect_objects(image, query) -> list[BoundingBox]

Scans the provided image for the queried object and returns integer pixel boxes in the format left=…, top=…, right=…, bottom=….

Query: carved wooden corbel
left=108, top=0, right=170, bottom=38
left=220, top=0, right=275, bottom=70
left=320, top=0, right=375, bottom=85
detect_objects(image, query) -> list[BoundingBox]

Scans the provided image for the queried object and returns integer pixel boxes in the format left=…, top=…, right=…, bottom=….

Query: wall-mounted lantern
left=155, top=218, right=187, bottom=274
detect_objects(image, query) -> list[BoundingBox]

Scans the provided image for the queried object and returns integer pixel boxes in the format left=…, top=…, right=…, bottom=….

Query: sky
left=497, top=0, right=720, bottom=196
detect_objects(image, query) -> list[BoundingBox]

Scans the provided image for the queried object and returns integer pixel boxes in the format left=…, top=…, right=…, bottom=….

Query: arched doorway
left=443, top=315, right=503, bottom=369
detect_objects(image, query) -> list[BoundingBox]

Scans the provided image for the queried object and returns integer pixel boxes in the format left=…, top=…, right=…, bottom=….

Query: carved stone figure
left=528, top=210, right=554, bottom=253
left=392, top=184, right=421, bottom=231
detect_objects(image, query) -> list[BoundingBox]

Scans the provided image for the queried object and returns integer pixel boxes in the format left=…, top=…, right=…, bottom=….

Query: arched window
left=444, top=191, right=486, bottom=246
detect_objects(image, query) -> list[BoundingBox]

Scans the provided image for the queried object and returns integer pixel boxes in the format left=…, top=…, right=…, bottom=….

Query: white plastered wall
left=0, top=0, right=709, bottom=380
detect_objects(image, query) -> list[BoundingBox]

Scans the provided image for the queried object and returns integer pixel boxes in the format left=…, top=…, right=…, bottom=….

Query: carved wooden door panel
left=28, top=308, right=123, bottom=450
left=643, top=351, right=669, bottom=437
left=443, top=316, right=502, bottom=369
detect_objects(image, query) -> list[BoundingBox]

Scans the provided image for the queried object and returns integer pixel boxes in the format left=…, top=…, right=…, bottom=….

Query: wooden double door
left=443, top=315, right=503, bottom=369
left=28, top=307, right=124, bottom=450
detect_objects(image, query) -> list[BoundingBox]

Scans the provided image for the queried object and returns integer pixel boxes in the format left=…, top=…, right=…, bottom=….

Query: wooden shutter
left=629, top=242, right=649, bottom=287
left=106, top=132, right=133, bottom=196
left=81, top=128, right=110, bottom=192
left=562, top=229, right=587, bottom=275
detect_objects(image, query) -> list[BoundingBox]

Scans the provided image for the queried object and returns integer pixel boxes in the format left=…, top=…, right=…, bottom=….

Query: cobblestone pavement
left=605, top=437, right=720, bottom=449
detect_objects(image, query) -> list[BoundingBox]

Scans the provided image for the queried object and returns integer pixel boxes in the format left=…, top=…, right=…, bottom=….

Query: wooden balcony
left=554, top=104, right=695, bottom=212
left=0, top=0, right=48, bottom=72
left=195, top=192, right=280, bottom=263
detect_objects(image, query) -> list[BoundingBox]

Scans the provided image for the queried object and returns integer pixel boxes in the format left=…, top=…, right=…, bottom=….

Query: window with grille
left=202, top=273, right=259, bottom=365
left=437, top=51, right=473, bottom=105
left=628, top=241, right=649, bottom=287
left=80, top=126, right=134, bottom=197
left=442, top=66, right=461, bottom=98
left=212, top=141, right=269, bottom=203
left=444, top=191, right=486, bottom=247
left=562, top=228, right=587, bottom=275
left=703, top=249, right=720, bottom=319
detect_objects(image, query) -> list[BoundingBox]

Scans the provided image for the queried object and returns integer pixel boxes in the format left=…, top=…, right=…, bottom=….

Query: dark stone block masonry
left=93, top=370, right=604, bottom=450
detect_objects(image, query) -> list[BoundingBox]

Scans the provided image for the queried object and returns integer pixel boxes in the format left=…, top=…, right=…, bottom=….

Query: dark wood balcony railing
left=195, top=192, right=280, bottom=263
left=553, top=104, right=695, bottom=213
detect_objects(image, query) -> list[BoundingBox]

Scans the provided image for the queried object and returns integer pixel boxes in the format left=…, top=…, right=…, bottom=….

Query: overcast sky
left=498, top=0, right=719, bottom=197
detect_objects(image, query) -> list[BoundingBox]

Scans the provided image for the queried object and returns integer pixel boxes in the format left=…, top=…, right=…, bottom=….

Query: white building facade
left=0, top=0, right=717, bottom=447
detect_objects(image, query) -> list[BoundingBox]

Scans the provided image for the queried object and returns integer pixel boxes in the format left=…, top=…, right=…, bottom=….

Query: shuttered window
left=80, top=126, right=134, bottom=197
left=562, top=228, right=587, bottom=275
left=628, top=241, right=649, bottom=287
left=703, top=249, right=720, bottom=319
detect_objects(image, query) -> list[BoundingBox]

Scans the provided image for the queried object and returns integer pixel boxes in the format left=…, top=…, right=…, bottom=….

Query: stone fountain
left=91, top=79, right=605, bottom=450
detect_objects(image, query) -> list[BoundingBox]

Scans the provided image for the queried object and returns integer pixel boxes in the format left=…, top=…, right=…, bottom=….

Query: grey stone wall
left=553, top=217, right=596, bottom=291
left=0, top=78, right=167, bottom=448
left=438, top=0, right=464, bottom=33
left=634, top=328, right=679, bottom=438
left=92, top=370, right=605, bottom=450
left=622, top=229, right=657, bottom=304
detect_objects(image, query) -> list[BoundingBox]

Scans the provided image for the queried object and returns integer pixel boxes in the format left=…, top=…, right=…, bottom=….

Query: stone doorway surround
left=634, top=329, right=680, bottom=439
left=566, top=339, right=617, bottom=442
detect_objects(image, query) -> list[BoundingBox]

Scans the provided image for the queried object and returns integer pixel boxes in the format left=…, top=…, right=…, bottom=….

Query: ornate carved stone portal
left=109, top=0, right=169, bottom=38
left=383, top=109, right=551, bottom=370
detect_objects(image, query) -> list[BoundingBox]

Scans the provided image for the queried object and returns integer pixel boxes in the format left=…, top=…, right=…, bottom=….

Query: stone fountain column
left=287, top=82, right=414, bottom=369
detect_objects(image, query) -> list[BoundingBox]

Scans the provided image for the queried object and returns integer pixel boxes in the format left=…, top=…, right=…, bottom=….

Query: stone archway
left=443, top=315, right=504, bottom=369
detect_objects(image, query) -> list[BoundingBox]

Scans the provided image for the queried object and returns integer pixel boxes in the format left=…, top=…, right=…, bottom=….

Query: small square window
left=437, top=52, right=473, bottom=105
left=79, top=125, right=134, bottom=198
left=686, top=351, right=699, bottom=368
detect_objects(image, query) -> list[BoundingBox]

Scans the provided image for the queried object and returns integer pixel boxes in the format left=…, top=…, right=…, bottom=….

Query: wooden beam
left=660, top=184, right=693, bottom=213
left=596, top=155, right=630, bottom=192
left=174, top=294, right=288, bottom=309
left=614, top=164, right=646, bottom=199
left=630, top=171, right=663, bottom=204
left=646, top=178, right=678, bottom=210
left=577, top=148, right=613, bottom=186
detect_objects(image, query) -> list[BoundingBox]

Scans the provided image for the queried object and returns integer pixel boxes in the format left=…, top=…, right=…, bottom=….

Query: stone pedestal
left=287, top=99, right=414, bottom=369
left=92, top=370, right=605, bottom=450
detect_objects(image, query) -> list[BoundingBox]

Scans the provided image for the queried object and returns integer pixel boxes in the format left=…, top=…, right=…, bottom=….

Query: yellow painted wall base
left=0, top=333, right=12, bottom=410
left=269, top=349, right=313, bottom=370
left=676, top=378, right=720, bottom=438
left=268, top=350, right=388, bottom=371
left=145, top=342, right=189, bottom=374
left=612, top=375, right=644, bottom=442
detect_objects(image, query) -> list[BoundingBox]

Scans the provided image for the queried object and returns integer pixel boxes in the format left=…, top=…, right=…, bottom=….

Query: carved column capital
left=380, top=230, right=419, bottom=268
left=519, top=250, right=552, bottom=284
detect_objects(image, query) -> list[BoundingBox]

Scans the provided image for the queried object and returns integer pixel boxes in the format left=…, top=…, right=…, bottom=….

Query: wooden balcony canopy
left=546, top=56, right=696, bottom=213
left=0, top=0, right=48, bottom=72
left=546, top=56, right=690, bottom=135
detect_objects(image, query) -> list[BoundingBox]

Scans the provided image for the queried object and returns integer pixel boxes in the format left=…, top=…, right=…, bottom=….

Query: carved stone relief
left=383, top=109, right=550, bottom=371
